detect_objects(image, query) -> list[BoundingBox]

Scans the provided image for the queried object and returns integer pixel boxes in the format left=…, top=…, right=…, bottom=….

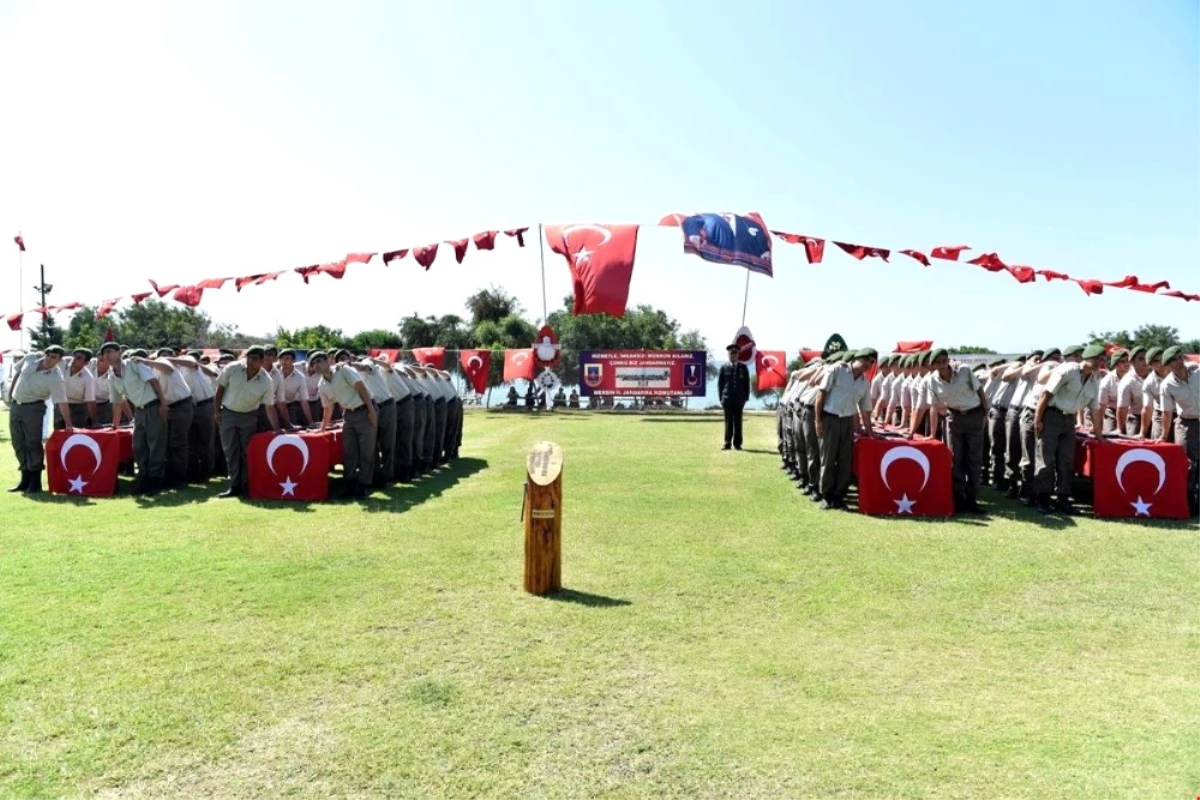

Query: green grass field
left=1, top=409, right=1197, bottom=799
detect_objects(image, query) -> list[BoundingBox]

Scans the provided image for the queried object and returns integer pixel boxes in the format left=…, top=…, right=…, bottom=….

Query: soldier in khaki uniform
left=7, top=345, right=73, bottom=494
left=317, top=350, right=378, bottom=498
left=1116, top=347, right=1147, bottom=436
left=815, top=348, right=875, bottom=510
left=274, top=349, right=314, bottom=428
left=144, top=347, right=195, bottom=490
left=1159, top=347, right=1199, bottom=516
left=1098, top=349, right=1129, bottom=432
left=56, top=348, right=98, bottom=429
left=1140, top=348, right=1168, bottom=439
left=214, top=345, right=279, bottom=498
left=798, top=356, right=826, bottom=500
left=1017, top=347, right=1061, bottom=504
left=1033, top=344, right=1103, bottom=514
left=105, top=344, right=170, bottom=495
left=909, top=349, right=989, bottom=513
left=350, top=355, right=396, bottom=486
left=180, top=350, right=219, bottom=482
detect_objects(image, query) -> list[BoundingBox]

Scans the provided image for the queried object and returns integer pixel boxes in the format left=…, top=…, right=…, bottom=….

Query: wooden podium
left=523, top=441, right=563, bottom=595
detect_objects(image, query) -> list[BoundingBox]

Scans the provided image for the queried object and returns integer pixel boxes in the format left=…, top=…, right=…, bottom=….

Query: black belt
left=951, top=406, right=983, bottom=415
left=377, top=398, right=395, bottom=408
left=137, top=399, right=160, bottom=410
left=16, top=400, right=45, bottom=406
left=397, top=395, right=413, bottom=405
left=1045, top=407, right=1069, bottom=416
left=345, top=404, right=366, bottom=413
left=169, top=398, right=192, bottom=408
left=194, top=398, right=213, bottom=406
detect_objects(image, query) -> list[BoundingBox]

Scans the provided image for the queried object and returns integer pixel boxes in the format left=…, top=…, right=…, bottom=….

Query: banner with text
left=578, top=350, right=707, bottom=397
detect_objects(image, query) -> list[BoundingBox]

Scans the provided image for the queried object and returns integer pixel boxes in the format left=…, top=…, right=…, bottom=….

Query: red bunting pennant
left=1075, top=279, right=1104, bottom=296
left=196, top=277, right=228, bottom=290
left=967, top=252, right=1007, bottom=272
left=382, top=249, right=408, bottom=265
left=834, top=242, right=889, bottom=261
left=235, top=275, right=260, bottom=291
left=316, top=261, right=346, bottom=280
left=771, top=231, right=825, bottom=264
left=255, top=271, right=283, bottom=285
left=1103, top=275, right=1139, bottom=289
left=1131, top=280, right=1169, bottom=293
left=459, top=349, right=492, bottom=395
left=344, top=252, right=374, bottom=265
left=1006, top=265, right=1036, bottom=284
left=96, top=298, right=120, bottom=319
left=896, top=341, right=933, bottom=353
left=473, top=230, right=497, bottom=251
left=172, top=285, right=204, bottom=307
left=1163, top=290, right=1200, bottom=302
left=1036, top=269, right=1071, bottom=282
left=899, top=249, right=930, bottom=267
left=449, top=238, right=470, bottom=263
left=149, top=279, right=179, bottom=297
left=6, top=313, right=23, bottom=331
left=294, top=265, right=321, bottom=283
left=130, top=292, right=152, bottom=304
left=931, top=245, right=970, bottom=261
left=55, top=301, right=82, bottom=311
left=413, top=244, right=439, bottom=269
left=504, top=228, right=528, bottom=247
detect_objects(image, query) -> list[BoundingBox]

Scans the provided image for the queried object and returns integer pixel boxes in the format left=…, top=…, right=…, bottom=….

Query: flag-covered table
left=853, top=433, right=953, bottom=517
left=1082, top=436, right=1190, bottom=519
left=46, top=429, right=123, bottom=497
left=246, top=429, right=343, bottom=502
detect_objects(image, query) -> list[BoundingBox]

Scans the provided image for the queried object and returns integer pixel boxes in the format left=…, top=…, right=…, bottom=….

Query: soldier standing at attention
left=7, top=345, right=72, bottom=494
left=1098, top=349, right=1129, bottom=432
left=214, top=346, right=279, bottom=499
left=798, top=356, right=826, bottom=500
left=1158, top=347, right=1199, bottom=517
left=1140, top=348, right=1168, bottom=440
left=1017, top=347, right=1061, bottom=504
left=814, top=349, right=875, bottom=510
left=316, top=349, right=378, bottom=498
left=718, top=343, right=751, bottom=450
left=1033, top=344, right=1103, bottom=514
left=56, top=348, right=98, bottom=429
left=105, top=345, right=170, bottom=496
left=909, top=349, right=989, bottom=514
left=91, top=353, right=123, bottom=427
left=274, top=349, right=314, bottom=428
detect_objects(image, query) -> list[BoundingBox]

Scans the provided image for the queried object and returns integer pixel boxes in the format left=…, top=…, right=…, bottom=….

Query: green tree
left=63, top=306, right=114, bottom=351
left=348, top=328, right=403, bottom=351
left=277, top=325, right=347, bottom=350
left=474, top=313, right=538, bottom=388
left=1086, top=324, right=1186, bottom=351
left=1087, top=329, right=1136, bottom=348
left=464, top=285, right=522, bottom=328
left=28, top=316, right=65, bottom=350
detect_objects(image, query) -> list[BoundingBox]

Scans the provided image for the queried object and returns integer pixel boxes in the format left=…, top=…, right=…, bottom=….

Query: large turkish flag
left=544, top=224, right=640, bottom=317
left=247, top=432, right=331, bottom=501
left=46, top=429, right=121, bottom=497
left=855, top=435, right=954, bottom=516
left=1088, top=438, right=1189, bottom=519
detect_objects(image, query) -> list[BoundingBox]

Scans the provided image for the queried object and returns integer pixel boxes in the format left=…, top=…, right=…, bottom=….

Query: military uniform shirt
left=819, top=363, right=870, bottom=418
left=1043, top=362, right=1099, bottom=414
left=175, top=358, right=216, bottom=402
left=356, top=363, right=391, bottom=401
left=155, top=359, right=194, bottom=404
left=1161, top=369, right=1200, bottom=418
left=275, top=367, right=310, bottom=404
left=995, top=371, right=1021, bottom=409
left=318, top=364, right=367, bottom=410
left=108, top=360, right=160, bottom=409
left=216, top=361, right=275, bottom=413
left=1098, top=372, right=1120, bottom=410
left=93, top=363, right=113, bottom=403
left=60, top=364, right=97, bottom=403
left=303, top=366, right=322, bottom=399
left=1116, top=371, right=1144, bottom=415
left=11, top=358, right=68, bottom=405
left=928, top=364, right=983, bottom=411
left=1021, top=362, right=1059, bottom=411
left=1142, top=372, right=1163, bottom=413
left=383, top=369, right=411, bottom=401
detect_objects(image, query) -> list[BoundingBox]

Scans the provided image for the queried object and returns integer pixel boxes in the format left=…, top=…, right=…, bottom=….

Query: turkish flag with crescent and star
left=854, top=435, right=954, bottom=516
left=409, top=347, right=445, bottom=369
left=247, top=432, right=330, bottom=501
left=46, top=430, right=121, bottom=497
left=459, top=349, right=491, bottom=395
left=1087, top=438, right=1189, bottom=519
left=754, top=350, right=787, bottom=391
left=544, top=224, right=639, bottom=318
left=503, top=349, right=535, bottom=382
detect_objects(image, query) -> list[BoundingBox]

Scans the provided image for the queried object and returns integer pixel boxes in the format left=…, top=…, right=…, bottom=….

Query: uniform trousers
left=412, top=395, right=428, bottom=469
left=285, top=400, right=308, bottom=427
left=986, top=406, right=1007, bottom=484
left=1175, top=417, right=1199, bottom=513
left=188, top=398, right=215, bottom=481
left=791, top=404, right=807, bottom=476
left=722, top=401, right=746, bottom=448
left=1005, top=406, right=1024, bottom=488
left=947, top=406, right=986, bottom=505
left=818, top=412, right=854, bottom=502
left=374, top=398, right=397, bottom=483
left=165, top=399, right=194, bottom=487
left=218, top=408, right=258, bottom=492
left=54, top=403, right=90, bottom=430
left=776, top=404, right=787, bottom=458
left=395, top=396, right=416, bottom=480
left=94, top=401, right=114, bottom=427
left=134, top=400, right=168, bottom=482
left=9, top=401, right=47, bottom=471
left=445, top=398, right=462, bottom=460
left=432, top=399, right=447, bottom=463
left=800, top=405, right=821, bottom=489
left=1035, top=407, right=1075, bottom=503
left=1018, top=407, right=1038, bottom=490
left=1151, top=408, right=1163, bottom=440
left=1102, top=407, right=1120, bottom=434
left=308, top=400, right=323, bottom=426
left=1124, top=412, right=1141, bottom=436
left=342, top=405, right=377, bottom=486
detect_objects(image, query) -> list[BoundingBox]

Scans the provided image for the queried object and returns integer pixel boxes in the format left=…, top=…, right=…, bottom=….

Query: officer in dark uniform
left=718, top=343, right=751, bottom=450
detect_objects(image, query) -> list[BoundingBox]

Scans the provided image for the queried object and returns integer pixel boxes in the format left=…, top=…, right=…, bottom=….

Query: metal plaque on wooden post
left=523, top=441, right=563, bottom=595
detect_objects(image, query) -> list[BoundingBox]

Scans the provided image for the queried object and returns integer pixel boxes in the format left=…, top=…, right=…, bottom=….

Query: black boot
left=355, top=481, right=370, bottom=499
left=22, top=470, right=43, bottom=494
left=8, top=470, right=29, bottom=493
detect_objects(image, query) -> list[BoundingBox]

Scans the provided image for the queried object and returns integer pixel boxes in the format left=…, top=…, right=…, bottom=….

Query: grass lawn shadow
left=539, top=588, right=632, bottom=608
left=359, top=457, right=488, bottom=514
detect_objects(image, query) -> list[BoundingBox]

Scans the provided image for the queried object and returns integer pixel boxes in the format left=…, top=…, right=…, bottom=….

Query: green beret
left=1145, top=347, right=1163, bottom=364
left=988, top=357, right=1007, bottom=368
left=1025, top=349, right=1043, bottom=360
left=915, top=350, right=931, bottom=366
left=44, top=345, right=66, bottom=357
left=853, top=347, right=878, bottom=360
left=155, top=347, right=175, bottom=358
left=1108, top=349, right=1128, bottom=368
left=1127, top=346, right=1146, bottom=362
left=185, top=349, right=202, bottom=359
left=128, top=348, right=148, bottom=358
left=929, top=348, right=948, bottom=363
left=245, top=345, right=266, bottom=358
left=1062, top=344, right=1084, bottom=358
left=1043, top=347, right=1062, bottom=361
left=263, top=345, right=278, bottom=356
left=308, top=350, right=327, bottom=364
left=1161, top=346, right=1183, bottom=364
left=333, top=348, right=352, bottom=362
left=1082, top=343, right=1106, bottom=360
left=278, top=348, right=296, bottom=359
left=99, top=342, right=121, bottom=356
left=72, top=347, right=94, bottom=360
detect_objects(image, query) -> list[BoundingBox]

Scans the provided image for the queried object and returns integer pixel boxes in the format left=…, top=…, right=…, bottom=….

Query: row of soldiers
left=5, top=344, right=463, bottom=499
left=777, top=345, right=1199, bottom=516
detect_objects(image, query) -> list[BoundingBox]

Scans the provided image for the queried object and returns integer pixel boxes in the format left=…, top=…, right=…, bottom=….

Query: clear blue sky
left=1, top=0, right=1196, bottom=356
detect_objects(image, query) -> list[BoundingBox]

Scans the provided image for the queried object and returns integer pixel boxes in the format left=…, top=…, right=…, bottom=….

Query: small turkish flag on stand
left=459, top=349, right=491, bottom=395
left=854, top=435, right=953, bottom=516
left=1087, top=438, right=1189, bottom=519
left=247, top=432, right=330, bottom=501
left=754, top=350, right=787, bottom=390
left=503, top=349, right=535, bottom=382
left=46, top=430, right=121, bottom=497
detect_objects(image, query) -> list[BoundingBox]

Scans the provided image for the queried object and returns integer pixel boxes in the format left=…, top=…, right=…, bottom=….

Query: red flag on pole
left=13, top=235, right=25, bottom=252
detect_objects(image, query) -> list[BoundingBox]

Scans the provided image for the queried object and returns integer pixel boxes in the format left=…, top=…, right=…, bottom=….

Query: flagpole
left=537, top=223, right=548, bottom=324
left=740, top=269, right=751, bottom=327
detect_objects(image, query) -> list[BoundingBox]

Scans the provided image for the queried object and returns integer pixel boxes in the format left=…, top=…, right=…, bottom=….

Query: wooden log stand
left=523, top=441, right=563, bottom=595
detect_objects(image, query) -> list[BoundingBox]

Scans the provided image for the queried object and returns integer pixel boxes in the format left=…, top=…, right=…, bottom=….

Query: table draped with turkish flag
left=1080, top=435, right=1190, bottom=519
left=247, top=430, right=345, bottom=501
left=853, top=432, right=954, bottom=516
left=46, top=429, right=123, bottom=497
